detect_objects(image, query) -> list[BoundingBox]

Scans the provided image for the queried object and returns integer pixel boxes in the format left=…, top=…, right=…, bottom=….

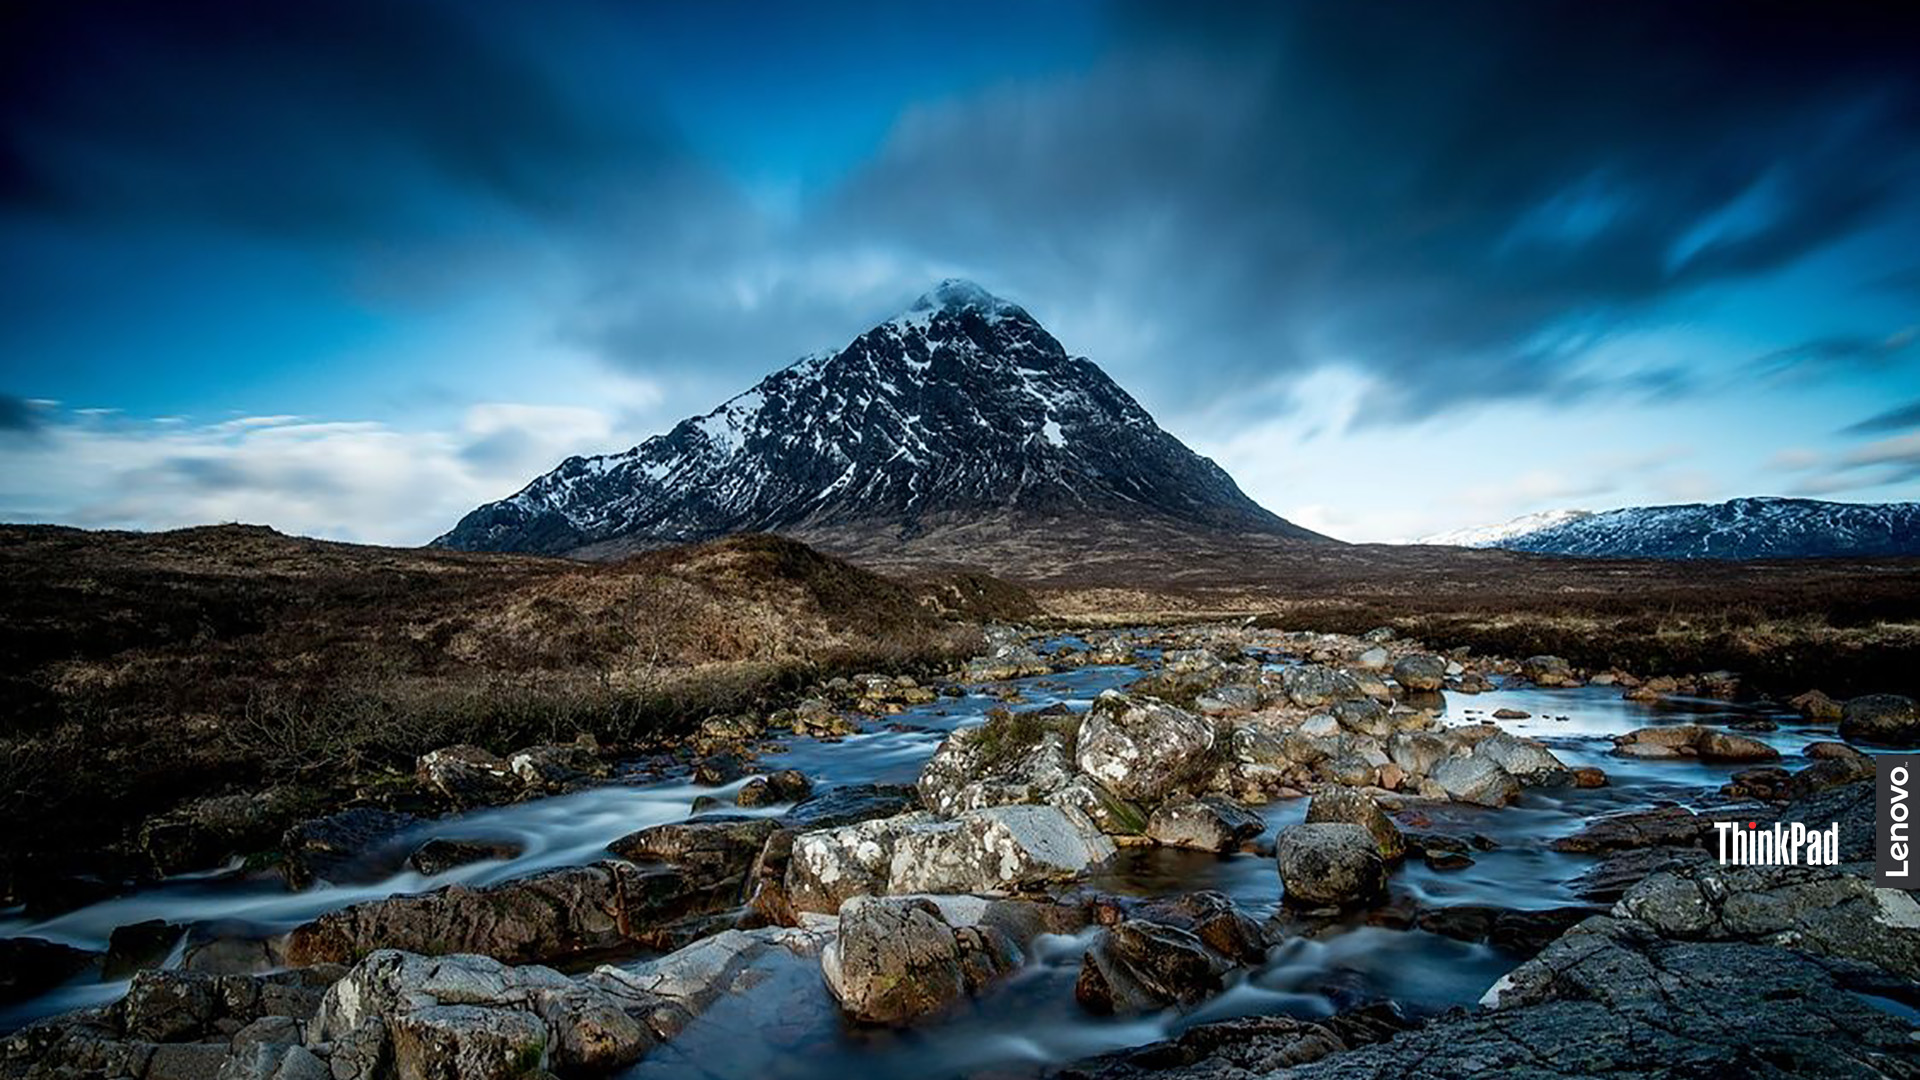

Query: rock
left=1429, top=754, right=1521, bottom=807
left=1303, top=789, right=1404, bottom=862
left=1492, top=708, right=1530, bottom=720
left=780, top=783, right=920, bottom=831
left=1551, top=805, right=1713, bottom=854
left=1787, top=755, right=1875, bottom=800
left=416, top=746, right=517, bottom=807
left=608, top=816, right=781, bottom=886
left=1520, top=655, right=1575, bottom=686
left=692, top=753, right=746, bottom=786
left=1280, top=665, right=1367, bottom=708
left=279, top=808, right=419, bottom=890
left=105, top=919, right=185, bottom=978
left=1346, top=668, right=1394, bottom=703
left=1789, top=689, right=1844, bottom=721
left=1390, top=654, right=1446, bottom=692
left=784, top=813, right=939, bottom=915
left=916, top=710, right=1080, bottom=817
left=1075, top=691, right=1217, bottom=804
left=888, top=805, right=1119, bottom=896
left=821, top=896, right=1019, bottom=1025
left=313, top=950, right=651, bottom=1078
left=1274, top=823, right=1386, bottom=908
left=1611, top=725, right=1780, bottom=763
left=1330, top=697, right=1391, bottom=737
left=1076, top=920, right=1226, bottom=1014
left=1722, top=766, right=1791, bottom=802
left=1414, top=904, right=1598, bottom=956
left=1145, top=797, right=1264, bottom=853
left=1385, top=731, right=1449, bottom=778
left=736, top=769, right=812, bottom=807
left=1298, top=713, right=1340, bottom=738
left=1570, top=766, right=1608, bottom=788
left=1353, top=646, right=1390, bottom=671
left=138, top=790, right=306, bottom=877
left=0, top=937, right=96, bottom=1004
left=1568, top=846, right=1713, bottom=903
left=407, top=838, right=523, bottom=877
left=287, top=860, right=737, bottom=965
left=1194, top=684, right=1263, bottom=716
left=1471, top=732, right=1570, bottom=786
left=222, top=1041, right=330, bottom=1080
left=1838, top=692, right=1920, bottom=746
left=507, top=743, right=606, bottom=790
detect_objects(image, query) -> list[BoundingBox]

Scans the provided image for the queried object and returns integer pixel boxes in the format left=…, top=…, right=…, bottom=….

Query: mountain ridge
left=1424, top=496, right=1920, bottom=560
left=435, top=280, right=1324, bottom=562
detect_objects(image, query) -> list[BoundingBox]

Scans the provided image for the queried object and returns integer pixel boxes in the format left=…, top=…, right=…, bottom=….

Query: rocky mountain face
left=1433, top=497, right=1920, bottom=560
left=435, top=280, right=1321, bottom=561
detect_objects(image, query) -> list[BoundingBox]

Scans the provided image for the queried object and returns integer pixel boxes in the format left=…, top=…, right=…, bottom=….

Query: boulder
left=736, top=769, right=812, bottom=807
left=779, top=783, right=920, bottom=831
left=1789, top=690, right=1844, bottom=721
left=916, top=710, right=1080, bottom=817
left=821, top=896, right=1019, bottom=1025
left=1551, top=805, right=1713, bottom=854
left=1280, top=665, right=1367, bottom=709
left=888, top=805, right=1119, bottom=897
left=1611, top=725, right=1780, bottom=763
left=1390, top=654, right=1446, bottom=692
left=507, top=742, right=606, bottom=790
left=416, top=746, right=517, bottom=807
left=1076, top=920, right=1226, bottom=1014
left=1303, top=789, right=1404, bottom=862
left=407, top=838, right=523, bottom=877
left=608, top=816, right=781, bottom=886
left=104, top=920, right=185, bottom=978
left=1385, top=732, right=1449, bottom=778
left=278, top=808, right=419, bottom=890
left=1145, top=797, right=1264, bottom=853
left=0, top=937, right=97, bottom=1005
left=785, top=812, right=941, bottom=915
left=1520, top=655, right=1575, bottom=687
left=1838, top=693, right=1920, bottom=746
left=1428, top=754, right=1521, bottom=807
left=1471, top=732, right=1570, bottom=786
left=1274, top=823, right=1386, bottom=907
left=1075, top=692, right=1216, bottom=803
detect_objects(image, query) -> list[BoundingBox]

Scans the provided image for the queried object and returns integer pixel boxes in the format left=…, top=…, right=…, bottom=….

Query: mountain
left=435, top=280, right=1323, bottom=565
left=1416, top=508, right=1595, bottom=548
left=1427, top=497, right=1920, bottom=560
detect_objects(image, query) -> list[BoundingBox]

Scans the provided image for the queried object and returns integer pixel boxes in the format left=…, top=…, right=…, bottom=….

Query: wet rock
left=1428, top=754, right=1521, bottom=807
left=1470, top=731, right=1570, bottom=786
left=314, top=950, right=650, bottom=1078
left=1385, top=731, right=1449, bottom=778
left=608, top=816, right=781, bottom=888
left=407, top=838, right=523, bottom=877
left=780, top=699, right=859, bottom=738
left=139, top=790, right=305, bottom=877
left=1076, top=920, right=1226, bottom=1014
left=1520, top=655, right=1575, bottom=687
left=507, top=743, right=606, bottom=790
left=1722, top=766, right=1792, bottom=802
left=736, top=769, right=812, bottom=807
left=416, top=746, right=517, bottom=807
left=221, top=1042, right=329, bottom=1080
left=1304, top=789, right=1404, bottom=862
left=1787, top=753, right=1876, bottom=800
left=1275, top=823, right=1386, bottom=908
left=1570, top=766, right=1608, bottom=788
left=822, top=895, right=1019, bottom=1025
left=1145, top=797, right=1263, bottom=853
left=1492, top=707, right=1530, bottom=720
left=780, top=783, right=921, bottom=831
left=1838, top=692, right=1920, bottom=746
left=1353, top=646, right=1390, bottom=671
left=104, top=919, right=185, bottom=978
left=1551, top=805, right=1713, bottom=854
left=1280, top=665, right=1367, bottom=709
left=279, top=808, right=419, bottom=890
left=692, top=753, right=746, bottom=786
left=1390, top=654, right=1446, bottom=692
left=1568, top=846, right=1714, bottom=903
left=1330, top=697, right=1391, bottom=737
left=784, top=812, right=939, bottom=915
left=916, top=709, right=1080, bottom=817
left=286, top=860, right=736, bottom=966
left=587, top=921, right=834, bottom=1035
left=0, top=937, right=96, bottom=1005
left=1611, top=724, right=1780, bottom=763
left=1414, top=904, right=1599, bottom=956
left=965, top=648, right=1052, bottom=682
left=1054, top=1008, right=1411, bottom=1079
left=1789, top=689, right=1844, bottom=721
left=1193, top=684, right=1263, bottom=716
left=1075, top=691, right=1217, bottom=804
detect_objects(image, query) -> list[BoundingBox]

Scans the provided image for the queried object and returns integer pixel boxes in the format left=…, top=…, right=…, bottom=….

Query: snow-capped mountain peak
left=435, top=283, right=1319, bottom=557
left=1417, top=508, right=1595, bottom=547
left=1423, top=496, right=1920, bottom=559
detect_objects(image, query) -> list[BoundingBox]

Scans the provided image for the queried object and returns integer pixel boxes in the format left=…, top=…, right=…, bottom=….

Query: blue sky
left=3, top=0, right=1918, bottom=543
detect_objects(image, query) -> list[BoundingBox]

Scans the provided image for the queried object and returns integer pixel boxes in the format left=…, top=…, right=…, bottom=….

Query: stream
left=0, top=640, right=1840, bottom=1079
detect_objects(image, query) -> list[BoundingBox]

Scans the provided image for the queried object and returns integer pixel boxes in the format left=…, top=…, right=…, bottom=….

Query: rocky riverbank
left=3, top=621, right=1916, bottom=1078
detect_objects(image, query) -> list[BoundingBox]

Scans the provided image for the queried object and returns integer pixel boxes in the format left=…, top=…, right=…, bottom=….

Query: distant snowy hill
left=1417, top=509, right=1595, bottom=548
left=435, top=280, right=1322, bottom=558
left=1424, top=497, right=1920, bottom=560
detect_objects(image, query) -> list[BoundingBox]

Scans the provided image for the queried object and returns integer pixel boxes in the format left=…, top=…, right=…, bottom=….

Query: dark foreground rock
left=822, top=895, right=1020, bottom=1025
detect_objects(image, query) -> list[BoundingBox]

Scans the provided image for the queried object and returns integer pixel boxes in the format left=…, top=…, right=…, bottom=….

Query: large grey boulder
left=1611, top=724, right=1781, bottom=763
left=1472, top=731, right=1571, bottom=786
left=1429, top=753, right=1522, bottom=807
left=1146, top=797, right=1264, bottom=853
left=1075, top=691, right=1217, bottom=803
left=821, top=896, right=1019, bottom=1025
left=1303, top=789, right=1404, bottom=862
left=1274, top=823, right=1387, bottom=907
left=1390, top=654, right=1446, bottom=692
left=916, top=712, right=1079, bottom=817
left=1838, top=693, right=1920, bottom=746
left=1280, top=665, right=1367, bottom=708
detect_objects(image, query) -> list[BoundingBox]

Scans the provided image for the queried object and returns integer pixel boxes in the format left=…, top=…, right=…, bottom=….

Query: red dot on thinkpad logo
left=1749, top=822, right=1756, bottom=829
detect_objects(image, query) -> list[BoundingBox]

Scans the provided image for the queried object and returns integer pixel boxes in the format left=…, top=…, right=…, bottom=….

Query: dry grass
left=0, top=525, right=1007, bottom=896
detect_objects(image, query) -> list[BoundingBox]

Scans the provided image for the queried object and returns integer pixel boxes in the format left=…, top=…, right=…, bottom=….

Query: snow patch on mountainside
left=1434, top=497, right=1920, bottom=560
left=1417, top=509, right=1595, bottom=547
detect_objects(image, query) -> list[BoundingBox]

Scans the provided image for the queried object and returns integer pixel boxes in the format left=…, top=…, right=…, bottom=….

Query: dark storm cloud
left=0, top=0, right=686, bottom=242
left=826, top=0, right=1920, bottom=422
left=0, top=394, right=42, bottom=433
left=1843, top=399, right=1920, bottom=436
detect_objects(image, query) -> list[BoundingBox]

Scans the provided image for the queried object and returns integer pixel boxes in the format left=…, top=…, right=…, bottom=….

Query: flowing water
left=0, top=642, right=1841, bottom=1079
